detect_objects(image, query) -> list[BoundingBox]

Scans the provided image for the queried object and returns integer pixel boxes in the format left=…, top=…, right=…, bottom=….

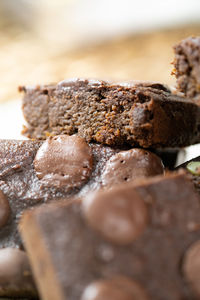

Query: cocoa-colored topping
left=82, top=186, right=148, bottom=245
left=34, top=135, right=93, bottom=188
left=183, top=240, right=200, bottom=296
left=0, top=248, right=36, bottom=292
left=101, top=149, right=164, bottom=187
left=81, top=276, right=149, bottom=300
left=0, top=190, right=10, bottom=229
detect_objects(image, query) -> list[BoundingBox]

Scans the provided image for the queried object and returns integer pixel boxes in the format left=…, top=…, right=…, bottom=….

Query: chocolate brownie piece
left=0, top=136, right=163, bottom=249
left=19, top=171, right=200, bottom=300
left=0, top=136, right=163, bottom=298
left=173, top=36, right=200, bottom=102
left=20, top=78, right=200, bottom=148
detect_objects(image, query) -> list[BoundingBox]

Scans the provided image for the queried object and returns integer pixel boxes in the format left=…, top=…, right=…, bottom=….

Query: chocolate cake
left=0, top=136, right=164, bottom=297
left=20, top=79, right=200, bottom=148
left=173, top=36, right=200, bottom=102
left=19, top=171, right=200, bottom=300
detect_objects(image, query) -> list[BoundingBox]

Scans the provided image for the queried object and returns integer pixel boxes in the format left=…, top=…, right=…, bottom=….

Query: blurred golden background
left=0, top=0, right=200, bottom=103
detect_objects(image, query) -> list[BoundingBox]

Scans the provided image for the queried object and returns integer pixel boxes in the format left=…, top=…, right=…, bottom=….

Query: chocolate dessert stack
left=1, top=37, right=200, bottom=300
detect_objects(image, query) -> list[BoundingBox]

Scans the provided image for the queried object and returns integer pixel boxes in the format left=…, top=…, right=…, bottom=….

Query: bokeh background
left=0, top=0, right=200, bottom=161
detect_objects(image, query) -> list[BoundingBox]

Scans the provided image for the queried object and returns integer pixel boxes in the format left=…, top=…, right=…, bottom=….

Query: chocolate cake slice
left=20, top=171, right=200, bottom=300
left=20, top=78, right=200, bottom=148
left=173, top=36, right=200, bottom=102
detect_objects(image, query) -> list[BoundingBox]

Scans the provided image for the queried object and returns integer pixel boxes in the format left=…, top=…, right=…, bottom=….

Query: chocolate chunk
left=0, top=190, right=10, bottom=229
left=34, top=135, right=93, bottom=188
left=183, top=240, right=200, bottom=297
left=81, top=276, right=149, bottom=300
left=20, top=78, right=200, bottom=148
left=82, top=187, right=148, bottom=245
left=102, top=148, right=164, bottom=187
left=0, top=248, right=37, bottom=298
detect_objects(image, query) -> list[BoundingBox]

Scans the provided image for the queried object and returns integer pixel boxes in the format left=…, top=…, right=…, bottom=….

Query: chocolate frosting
left=82, top=185, right=148, bottom=245
left=34, top=135, right=93, bottom=188
left=81, top=276, right=149, bottom=300
left=101, top=149, right=164, bottom=187
left=0, top=190, right=10, bottom=229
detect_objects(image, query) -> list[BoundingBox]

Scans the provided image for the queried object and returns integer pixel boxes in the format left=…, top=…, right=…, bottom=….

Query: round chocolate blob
left=34, top=135, right=93, bottom=188
left=183, top=240, right=200, bottom=296
left=0, top=190, right=10, bottom=229
left=81, top=276, right=149, bottom=300
left=101, top=148, right=164, bottom=187
left=0, top=248, right=36, bottom=297
left=82, top=187, right=148, bottom=245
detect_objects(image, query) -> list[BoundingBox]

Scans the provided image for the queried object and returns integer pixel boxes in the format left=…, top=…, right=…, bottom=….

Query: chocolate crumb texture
left=20, top=78, right=200, bottom=148
left=173, top=36, right=200, bottom=103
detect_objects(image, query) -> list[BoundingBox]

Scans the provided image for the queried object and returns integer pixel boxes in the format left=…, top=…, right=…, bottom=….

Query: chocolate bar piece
left=173, top=36, right=200, bottom=102
left=0, top=137, right=163, bottom=297
left=20, top=78, right=200, bottom=148
left=20, top=171, right=200, bottom=300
